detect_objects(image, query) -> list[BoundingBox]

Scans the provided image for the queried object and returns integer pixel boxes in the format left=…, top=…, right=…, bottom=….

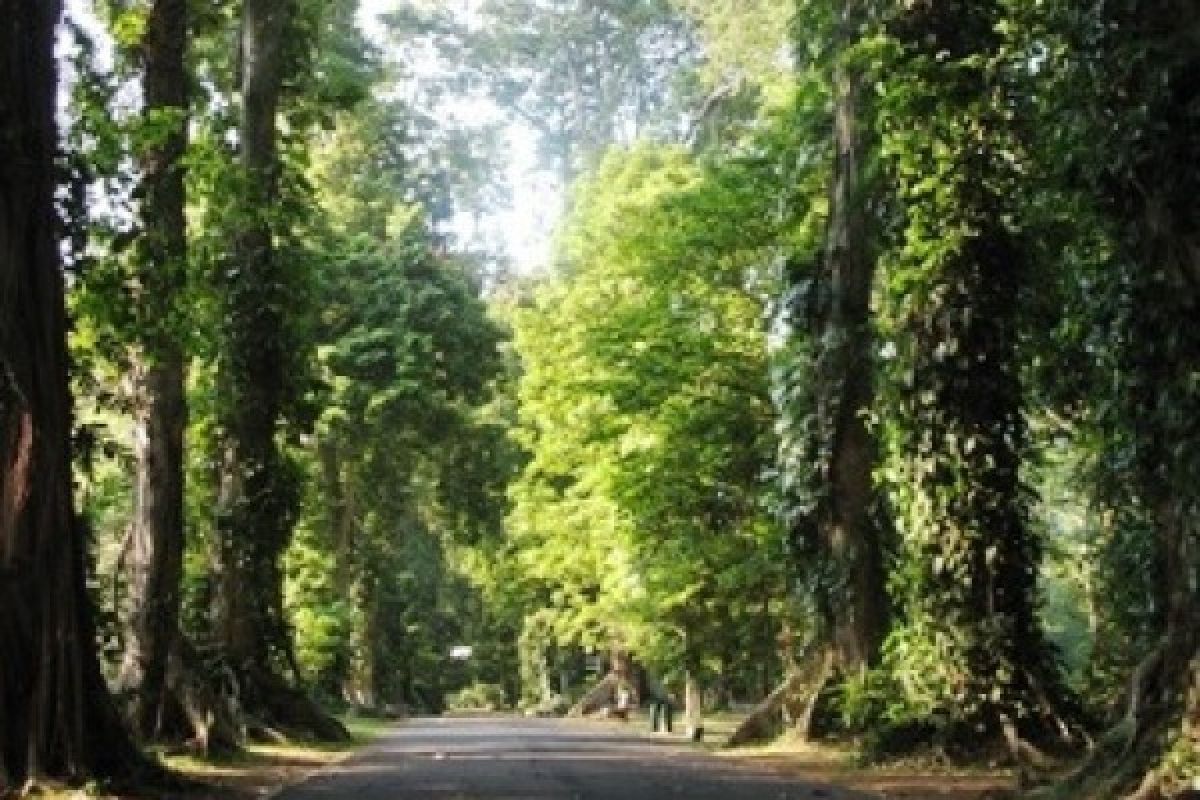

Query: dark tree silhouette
left=0, top=0, right=144, bottom=789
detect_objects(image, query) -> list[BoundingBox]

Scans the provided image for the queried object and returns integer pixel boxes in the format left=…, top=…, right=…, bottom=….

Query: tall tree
left=388, top=0, right=696, bottom=183
left=213, top=0, right=291, bottom=699
left=211, top=0, right=346, bottom=739
left=114, top=0, right=191, bottom=742
left=1039, top=1, right=1200, bottom=795
left=508, top=144, right=782, bottom=723
left=277, top=92, right=505, bottom=708
left=877, top=0, right=1076, bottom=758
left=0, top=0, right=143, bottom=787
left=781, top=0, right=887, bottom=676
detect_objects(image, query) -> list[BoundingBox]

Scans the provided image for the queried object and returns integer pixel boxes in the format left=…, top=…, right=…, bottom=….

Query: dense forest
left=0, top=0, right=1196, bottom=797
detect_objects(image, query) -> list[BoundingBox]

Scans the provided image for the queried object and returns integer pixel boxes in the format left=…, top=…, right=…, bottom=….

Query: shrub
left=446, top=682, right=509, bottom=711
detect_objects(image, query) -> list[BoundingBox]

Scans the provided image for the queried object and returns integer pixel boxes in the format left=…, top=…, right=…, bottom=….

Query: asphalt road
left=275, top=716, right=876, bottom=800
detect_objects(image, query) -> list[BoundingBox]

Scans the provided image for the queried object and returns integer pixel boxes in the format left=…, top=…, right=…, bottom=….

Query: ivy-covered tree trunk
left=116, top=0, right=190, bottom=742
left=756, top=6, right=888, bottom=749
left=773, top=3, right=886, bottom=726
left=1101, top=8, right=1200, bottom=795
left=1048, top=5, right=1200, bottom=793
left=0, top=0, right=144, bottom=787
left=317, top=436, right=358, bottom=699
left=212, top=0, right=347, bottom=741
left=810, top=1, right=886, bottom=670
left=214, top=0, right=289, bottom=698
left=879, top=0, right=1074, bottom=756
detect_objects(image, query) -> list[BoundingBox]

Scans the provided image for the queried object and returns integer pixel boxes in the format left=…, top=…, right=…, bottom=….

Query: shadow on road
left=275, top=716, right=877, bottom=800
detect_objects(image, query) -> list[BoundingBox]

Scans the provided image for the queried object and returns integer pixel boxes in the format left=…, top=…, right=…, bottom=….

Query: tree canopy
left=1, top=0, right=1196, bottom=797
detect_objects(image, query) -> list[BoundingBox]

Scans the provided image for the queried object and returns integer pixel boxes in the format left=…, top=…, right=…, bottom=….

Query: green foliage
left=865, top=0, right=1077, bottom=741
left=446, top=682, right=509, bottom=712
left=54, top=0, right=1199, bottom=788
left=1013, top=7, right=1200, bottom=760
left=286, top=508, right=356, bottom=688
left=505, top=138, right=788, bottom=701
left=279, top=93, right=511, bottom=710
left=387, top=0, right=698, bottom=180
left=673, top=0, right=791, bottom=89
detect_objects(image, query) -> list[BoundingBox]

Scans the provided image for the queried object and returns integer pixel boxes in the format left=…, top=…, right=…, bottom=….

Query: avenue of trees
left=0, top=0, right=1196, bottom=798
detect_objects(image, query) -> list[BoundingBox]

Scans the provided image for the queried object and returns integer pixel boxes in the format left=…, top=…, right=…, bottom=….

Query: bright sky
left=62, top=0, right=557, bottom=275
left=358, top=0, right=559, bottom=274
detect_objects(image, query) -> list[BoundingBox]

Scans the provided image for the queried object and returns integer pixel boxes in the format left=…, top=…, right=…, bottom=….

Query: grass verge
left=705, top=711, right=1014, bottom=799
left=17, top=713, right=394, bottom=799
left=157, top=713, right=393, bottom=798
left=589, top=706, right=1013, bottom=798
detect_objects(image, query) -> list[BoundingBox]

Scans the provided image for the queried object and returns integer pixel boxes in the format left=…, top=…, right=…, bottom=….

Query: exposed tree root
left=159, top=640, right=242, bottom=755
left=1000, top=712, right=1066, bottom=790
left=725, top=649, right=834, bottom=747
left=854, top=659, right=1087, bottom=784
left=1026, top=644, right=1198, bottom=800
left=241, top=667, right=351, bottom=743
left=568, top=672, right=619, bottom=717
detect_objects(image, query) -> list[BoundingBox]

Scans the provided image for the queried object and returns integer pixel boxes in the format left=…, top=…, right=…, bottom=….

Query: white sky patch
left=58, top=0, right=557, bottom=274
left=357, top=0, right=558, bottom=274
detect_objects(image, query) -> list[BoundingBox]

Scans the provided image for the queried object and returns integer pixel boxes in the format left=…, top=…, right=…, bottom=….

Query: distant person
left=614, top=679, right=633, bottom=719
left=644, top=673, right=673, bottom=733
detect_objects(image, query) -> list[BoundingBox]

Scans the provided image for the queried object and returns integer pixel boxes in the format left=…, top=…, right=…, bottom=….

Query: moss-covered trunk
left=213, top=0, right=292, bottom=680
left=879, top=0, right=1077, bottom=754
left=779, top=0, right=887, bottom=677
left=211, top=0, right=347, bottom=742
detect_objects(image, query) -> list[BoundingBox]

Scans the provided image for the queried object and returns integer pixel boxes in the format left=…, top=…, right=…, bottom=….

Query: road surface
left=276, top=716, right=876, bottom=800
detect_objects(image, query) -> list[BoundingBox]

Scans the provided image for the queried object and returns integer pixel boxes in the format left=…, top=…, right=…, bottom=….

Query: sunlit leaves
left=507, top=140, right=783, bottom=679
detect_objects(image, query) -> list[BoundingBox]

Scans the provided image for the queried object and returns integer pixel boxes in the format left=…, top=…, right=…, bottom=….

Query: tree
left=875, top=0, right=1077, bottom=760
left=210, top=0, right=347, bottom=739
left=778, top=0, right=887, bottom=678
left=671, top=0, right=790, bottom=89
left=508, top=144, right=783, bottom=720
left=1033, top=1, right=1200, bottom=795
left=284, top=95, right=508, bottom=711
left=387, top=0, right=697, bottom=183
left=113, top=0, right=192, bottom=743
left=0, top=0, right=144, bottom=788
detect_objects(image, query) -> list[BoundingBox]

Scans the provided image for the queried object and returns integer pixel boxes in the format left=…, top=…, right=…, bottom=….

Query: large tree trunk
left=213, top=0, right=290, bottom=677
left=1112, top=14, right=1200, bottom=791
left=880, top=1, right=1080, bottom=761
left=116, top=0, right=190, bottom=743
left=815, top=4, right=886, bottom=669
left=211, top=0, right=347, bottom=741
left=779, top=0, right=887, bottom=679
left=0, top=0, right=145, bottom=788
left=1043, top=13, right=1200, bottom=790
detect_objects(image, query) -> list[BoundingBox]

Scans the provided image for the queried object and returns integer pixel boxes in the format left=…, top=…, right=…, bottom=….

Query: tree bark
left=210, top=0, right=347, bottom=741
left=815, top=6, right=887, bottom=669
left=116, top=0, right=189, bottom=743
left=213, top=0, right=291, bottom=677
left=683, top=669, right=703, bottom=739
left=781, top=0, right=887, bottom=678
left=0, top=0, right=145, bottom=787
